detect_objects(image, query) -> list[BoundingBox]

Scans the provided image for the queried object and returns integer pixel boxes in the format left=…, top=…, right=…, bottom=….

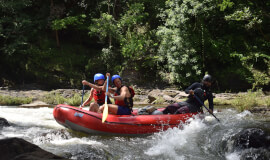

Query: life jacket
left=114, top=85, right=135, bottom=110
left=93, top=89, right=111, bottom=105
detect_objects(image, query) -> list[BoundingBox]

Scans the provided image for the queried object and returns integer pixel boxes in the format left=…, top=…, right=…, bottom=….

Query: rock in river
left=0, top=138, right=66, bottom=160
left=0, top=117, right=10, bottom=129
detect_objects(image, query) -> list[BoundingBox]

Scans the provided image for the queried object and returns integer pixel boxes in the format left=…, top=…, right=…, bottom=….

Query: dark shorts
left=97, top=103, right=104, bottom=107
left=117, top=106, right=132, bottom=115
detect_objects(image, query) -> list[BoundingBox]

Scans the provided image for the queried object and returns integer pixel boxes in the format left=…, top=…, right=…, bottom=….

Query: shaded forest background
left=0, top=0, right=269, bottom=91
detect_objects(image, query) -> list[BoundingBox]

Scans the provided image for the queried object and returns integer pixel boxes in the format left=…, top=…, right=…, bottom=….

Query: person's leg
left=89, top=102, right=99, bottom=112
left=175, top=106, right=190, bottom=114
left=98, top=104, right=118, bottom=115
left=162, top=103, right=181, bottom=114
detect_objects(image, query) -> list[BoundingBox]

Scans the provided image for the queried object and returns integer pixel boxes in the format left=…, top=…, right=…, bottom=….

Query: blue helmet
left=94, top=73, right=105, bottom=82
left=111, top=75, right=122, bottom=84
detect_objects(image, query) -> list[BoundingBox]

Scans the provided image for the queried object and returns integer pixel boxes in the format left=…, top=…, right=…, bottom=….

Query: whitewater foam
left=145, top=116, right=207, bottom=159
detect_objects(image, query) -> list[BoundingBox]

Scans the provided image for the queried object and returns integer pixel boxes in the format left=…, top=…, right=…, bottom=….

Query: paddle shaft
left=105, top=76, right=109, bottom=104
left=194, top=94, right=220, bottom=122
left=81, top=85, right=85, bottom=106
left=102, top=76, right=109, bottom=123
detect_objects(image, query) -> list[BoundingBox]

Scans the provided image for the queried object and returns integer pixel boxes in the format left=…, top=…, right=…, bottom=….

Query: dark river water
left=0, top=106, right=269, bottom=160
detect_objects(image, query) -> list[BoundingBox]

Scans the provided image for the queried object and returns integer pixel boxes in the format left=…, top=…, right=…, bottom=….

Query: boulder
left=133, top=95, right=149, bottom=105
left=234, top=128, right=270, bottom=149
left=174, top=91, right=189, bottom=100
left=0, top=138, right=66, bottom=160
left=20, top=101, right=52, bottom=108
left=148, top=89, right=163, bottom=103
left=162, top=90, right=179, bottom=98
left=162, top=95, right=176, bottom=104
left=148, top=89, right=188, bottom=104
left=0, top=117, right=10, bottom=129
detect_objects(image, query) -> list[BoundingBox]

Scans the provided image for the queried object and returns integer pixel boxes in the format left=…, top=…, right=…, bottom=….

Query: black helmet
left=202, top=74, right=212, bottom=82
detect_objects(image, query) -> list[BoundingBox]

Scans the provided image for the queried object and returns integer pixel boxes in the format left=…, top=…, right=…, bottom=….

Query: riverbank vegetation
left=0, top=95, right=32, bottom=106
left=0, top=89, right=269, bottom=113
left=214, top=90, right=270, bottom=111
left=0, top=0, right=269, bottom=91
left=41, top=93, right=87, bottom=106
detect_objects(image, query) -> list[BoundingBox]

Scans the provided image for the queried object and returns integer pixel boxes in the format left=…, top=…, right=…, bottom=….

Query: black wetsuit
left=185, top=82, right=214, bottom=112
left=163, top=82, right=214, bottom=114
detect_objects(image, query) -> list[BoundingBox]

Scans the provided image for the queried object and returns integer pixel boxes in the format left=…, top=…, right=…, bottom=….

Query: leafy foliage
left=0, top=0, right=269, bottom=91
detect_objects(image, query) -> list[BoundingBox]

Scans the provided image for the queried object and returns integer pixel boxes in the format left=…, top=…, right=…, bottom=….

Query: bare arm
left=82, top=88, right=94, bottom=107
left=82, top=80, right=103, bottom=91
left=102, top=73, right=111, bottom=91
left=108, top=86, right=130, bottom=101
left=102, top=79, right=108, bottom=91
left=108, top=87, right=117, bottom=94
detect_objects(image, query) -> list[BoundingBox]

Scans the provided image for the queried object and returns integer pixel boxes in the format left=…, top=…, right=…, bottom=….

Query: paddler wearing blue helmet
left=98, top=73, right=135, bottom=115
left=81, top=73, right=111, bottom=112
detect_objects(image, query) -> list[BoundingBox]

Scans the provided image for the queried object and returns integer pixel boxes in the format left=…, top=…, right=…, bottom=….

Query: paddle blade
left=102, top=103, right=108, bottom=123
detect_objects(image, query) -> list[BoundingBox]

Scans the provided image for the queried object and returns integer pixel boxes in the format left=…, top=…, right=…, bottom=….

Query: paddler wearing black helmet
left=163, top=74, right=214, bottom=114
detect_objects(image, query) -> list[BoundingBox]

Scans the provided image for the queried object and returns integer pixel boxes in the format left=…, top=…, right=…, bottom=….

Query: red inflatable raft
left=53, top=104, right=201, bottom=136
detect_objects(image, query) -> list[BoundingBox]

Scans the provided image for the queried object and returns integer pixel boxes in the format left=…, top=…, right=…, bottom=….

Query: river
left=0, top=106, right=269, bottom=160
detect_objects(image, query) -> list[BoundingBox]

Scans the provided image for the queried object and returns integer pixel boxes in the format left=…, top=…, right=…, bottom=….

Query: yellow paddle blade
left=102, top=102, right=108, bottom=123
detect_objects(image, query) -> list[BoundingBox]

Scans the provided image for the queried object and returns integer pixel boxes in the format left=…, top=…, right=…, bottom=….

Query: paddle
left=80, top=85, right=85, bottom=109
left=193, top=94, right=220, bottom=122
left=102, top=76, right=109, bottom=123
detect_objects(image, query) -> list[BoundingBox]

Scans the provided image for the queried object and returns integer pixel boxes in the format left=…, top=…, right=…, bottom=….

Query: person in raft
left=81, top=73, right=111, bottom=112
left=98, top=73, right=135, bottom=115
left=162, top=74, right=214, bottom=114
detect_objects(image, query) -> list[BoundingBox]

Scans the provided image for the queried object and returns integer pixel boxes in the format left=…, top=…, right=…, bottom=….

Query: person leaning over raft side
left=81, top=73, right=111, bottom=112
left=162, top=74, right=214, bottom=114
left=98, top=73, right=134, bottom=115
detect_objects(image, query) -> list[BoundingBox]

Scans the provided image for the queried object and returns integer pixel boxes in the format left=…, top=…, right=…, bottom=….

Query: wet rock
left=148, top=89, right=163, bottom=103
left=0, top=117, right=10, bottom=129
left=20, top=101, right=52, bottom=108
left=234, top=128, right=270, bottom=149
left=0, top=137, right=66, bottom=160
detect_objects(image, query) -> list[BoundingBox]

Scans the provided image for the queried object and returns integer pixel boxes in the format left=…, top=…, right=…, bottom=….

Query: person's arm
left=107, top=86, right=129, bottom=101
left=102, top=73, right=110, bottom=91
left=108, top=87, right=117, bottom=94
left=185, top=82, right=201, bottom=95
left=82, top=88, right=94, bottom=107
left=82, top=80, right=103, bottom=91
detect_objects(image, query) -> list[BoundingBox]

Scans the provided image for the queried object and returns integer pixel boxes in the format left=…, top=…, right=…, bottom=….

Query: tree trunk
left=51, top=0, right=60, bottom=47
left=108, top=0, right=112, bottom=46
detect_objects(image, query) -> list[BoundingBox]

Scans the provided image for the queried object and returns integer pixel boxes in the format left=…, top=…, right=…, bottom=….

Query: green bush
left=0, top=95, right=32, bottom=105
left=42, top=92, right=91, bottom=106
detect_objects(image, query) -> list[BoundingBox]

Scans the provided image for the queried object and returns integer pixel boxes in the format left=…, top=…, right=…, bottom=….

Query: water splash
left=236, top=110, right=253, bottom=119
left=145, top=116, right=208, bottom=159
left=225, top=151, right=241, bottom=160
